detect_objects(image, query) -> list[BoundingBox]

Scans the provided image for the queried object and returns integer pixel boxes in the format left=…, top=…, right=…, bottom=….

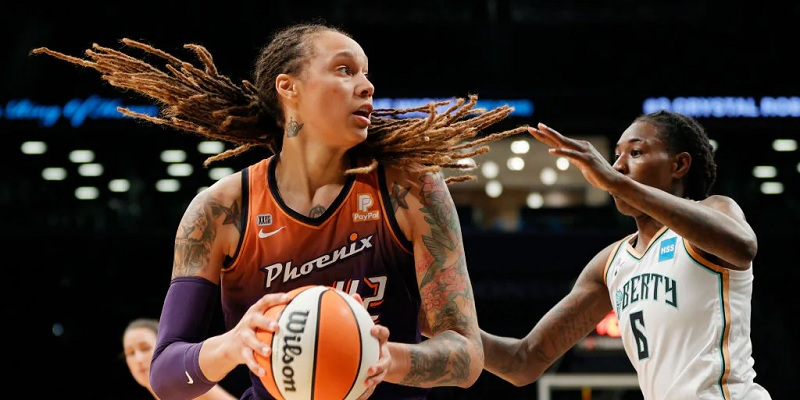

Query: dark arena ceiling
left=2, top=0, right=799, bottom=236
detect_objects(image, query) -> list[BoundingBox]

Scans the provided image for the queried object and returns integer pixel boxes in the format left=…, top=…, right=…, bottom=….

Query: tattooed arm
left=481, top=243, right=615, bottom=386
left=151, top=173, right=290, bottom=398
left=385, top=167, right=483, bottom=389
left=172, top=173, right=243, bottom=283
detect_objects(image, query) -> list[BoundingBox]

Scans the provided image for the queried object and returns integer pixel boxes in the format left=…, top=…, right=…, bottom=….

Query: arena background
left=2, top=1, right=798, bottom=399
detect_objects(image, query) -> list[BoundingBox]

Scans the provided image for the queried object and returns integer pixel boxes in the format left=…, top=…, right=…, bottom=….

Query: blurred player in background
left=123, top=318, right=238, bottom=400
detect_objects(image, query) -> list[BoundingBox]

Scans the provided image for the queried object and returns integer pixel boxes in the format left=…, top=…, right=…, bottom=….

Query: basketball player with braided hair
left=32, top=22, right=526, bottom=400
left=481, top=111, right=772, bottom=399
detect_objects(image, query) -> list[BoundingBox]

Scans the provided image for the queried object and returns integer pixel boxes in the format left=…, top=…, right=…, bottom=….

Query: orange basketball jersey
left=223, top=155, right=427, bottom=400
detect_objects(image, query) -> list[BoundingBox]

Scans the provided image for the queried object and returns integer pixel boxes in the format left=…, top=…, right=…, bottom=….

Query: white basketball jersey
left=604, top=226, right=772, bottom=400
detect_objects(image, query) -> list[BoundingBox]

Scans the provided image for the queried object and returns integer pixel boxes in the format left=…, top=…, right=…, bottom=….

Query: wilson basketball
left=255, top=285, right=380, bottom=400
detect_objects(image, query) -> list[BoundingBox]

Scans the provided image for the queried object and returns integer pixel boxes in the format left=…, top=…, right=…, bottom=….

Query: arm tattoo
left=404, top=173, right=474, bottom=386
left=172, top=192, right=241, bottom=278
left=417, top=174, right=462, bottom=288
left=308, top=204, right=327, bottom=218
left=286, top=117, right=303, bottom=137
left=405, top=330, right=471, bottom=386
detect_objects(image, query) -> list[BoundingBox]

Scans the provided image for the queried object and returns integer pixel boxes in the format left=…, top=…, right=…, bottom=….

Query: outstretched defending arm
left=481, top=244, right=615, bottom=386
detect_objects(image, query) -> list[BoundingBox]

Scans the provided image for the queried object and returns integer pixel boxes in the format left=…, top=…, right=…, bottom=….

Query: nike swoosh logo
left=259, top=226, right=286, bottom=239
left=185, top=371, right=194, bottom=385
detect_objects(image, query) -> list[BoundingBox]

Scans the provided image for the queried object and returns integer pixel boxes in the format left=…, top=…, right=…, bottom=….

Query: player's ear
left=673, top=152, right=692, bottom=179
left=275, top=73, right=296, bottom=100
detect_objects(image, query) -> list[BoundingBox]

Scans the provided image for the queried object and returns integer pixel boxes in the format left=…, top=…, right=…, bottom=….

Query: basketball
left=254, top=285, right=380, bottom=400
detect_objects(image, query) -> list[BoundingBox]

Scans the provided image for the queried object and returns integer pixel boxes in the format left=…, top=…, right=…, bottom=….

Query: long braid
left=31, top=39, right=269, bottom=160
left=31, top=28, right=526, bottom=184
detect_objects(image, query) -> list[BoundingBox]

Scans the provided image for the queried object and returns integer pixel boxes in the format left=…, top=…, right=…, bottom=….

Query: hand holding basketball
left=356, top=323, right=391, bottom=400
left=342, top=290, right=393, bottom=399
left=255, top=285, right=381, bottom=400
left=213, top=292, right=290, bottom=380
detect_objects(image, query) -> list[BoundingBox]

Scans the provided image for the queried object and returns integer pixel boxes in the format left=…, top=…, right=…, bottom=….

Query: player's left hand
left=357, top=324, right=391, bottom=400
left=348, top=292, right=391, bottom=398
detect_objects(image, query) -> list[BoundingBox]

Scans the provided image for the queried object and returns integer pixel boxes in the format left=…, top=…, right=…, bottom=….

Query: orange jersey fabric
left=222, top=155, right=421, bottom=340
left=222, top=155, right=436, bottom=399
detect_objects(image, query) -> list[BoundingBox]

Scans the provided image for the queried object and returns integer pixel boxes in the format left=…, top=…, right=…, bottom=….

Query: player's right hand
left=223, top=292, right=290, bottom=377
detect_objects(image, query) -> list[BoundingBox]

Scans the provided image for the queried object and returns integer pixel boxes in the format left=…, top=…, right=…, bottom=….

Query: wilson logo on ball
left=255, top=285, right=379, bottom=400
left=279, top=309, right=310, bottom=392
